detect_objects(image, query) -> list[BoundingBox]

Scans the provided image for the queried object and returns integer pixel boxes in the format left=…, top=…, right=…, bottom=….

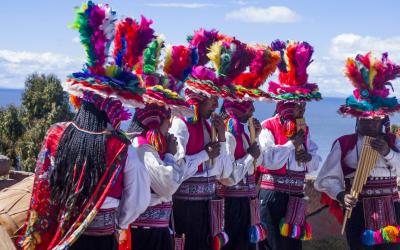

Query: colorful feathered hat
left=137, top=36, right=195, bottom=116
left=184, top=31, right=254, bottom=100
left=64, top=1, right=155, bottom=127
left=338, top=52, right=400, bottom=118
left=230, top=44, right=280, bottom=102
left=268, top=40, right=321, bottom=102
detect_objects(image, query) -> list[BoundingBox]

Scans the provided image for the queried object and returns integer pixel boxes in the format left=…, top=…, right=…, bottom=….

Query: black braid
left=50, top=101, right=109, bottom=208
left=127, top=113, right=146, bottom=134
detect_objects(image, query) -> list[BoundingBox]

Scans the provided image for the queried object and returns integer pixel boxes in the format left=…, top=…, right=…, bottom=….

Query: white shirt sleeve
left=314, top=141, right=345, bottom=200
left=219, top=132, right=254, bottom=186
left=117, top=146, right=151, bottom=229
left=384, top=137, right=400, bottom=176
left=259, top=127, right=295, bottom=170
left=304, top=137, right=321, bottom=173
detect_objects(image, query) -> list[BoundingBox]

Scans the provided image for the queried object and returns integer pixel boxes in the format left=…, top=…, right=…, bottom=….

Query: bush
left=0, top=73, right=74, bottom=171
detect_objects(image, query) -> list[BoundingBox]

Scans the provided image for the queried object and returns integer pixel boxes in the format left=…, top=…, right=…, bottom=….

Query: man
left=17, top=3, right=152, bottom=249
left=169, top=31, right=253, bottom=250
left=217, top=45, right=280, bottom=250
left=315, top=52, right=400, bottom=250
left=258, top=40, right=322, bottom=250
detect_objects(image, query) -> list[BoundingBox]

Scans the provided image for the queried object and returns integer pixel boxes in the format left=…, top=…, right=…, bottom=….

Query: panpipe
left=211, top=113, right=217, bottom=167
left=248, top=116, right=257, bottom=169
left=340, top=136, right=379, bottom=234
left=295, top=118, right=307, bottom=166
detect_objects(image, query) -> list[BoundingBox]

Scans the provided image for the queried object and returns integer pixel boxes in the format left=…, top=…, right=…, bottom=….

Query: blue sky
left=1, top=0, right=400, bottom=97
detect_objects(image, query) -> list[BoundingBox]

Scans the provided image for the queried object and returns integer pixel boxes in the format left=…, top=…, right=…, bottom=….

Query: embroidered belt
left=173, top=177, right=216, bottom=201
left=84, top=208, right=116, bottom=236
left=132, top=202, right=172, bottom=228
left=216, top=175, right=257, bottom=198
left=260, top=171, right=306, bottom=194
left=345, top=177, right=399, bottom=200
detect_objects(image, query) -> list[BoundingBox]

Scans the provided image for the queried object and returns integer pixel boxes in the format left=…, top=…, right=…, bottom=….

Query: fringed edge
left=279, top=219, right=312, bottom=241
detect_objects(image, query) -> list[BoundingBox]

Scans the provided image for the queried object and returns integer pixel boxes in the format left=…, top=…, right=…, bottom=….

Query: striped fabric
left=216, top=175, right=257, bottom=198
left=345, top=176, right=399, bottom=200
left=173, top=177, right=216, bottom=201
left=83, top=208, right=116, bottom=236
left=250, top=198, right=262, bottom=225
left=132, top=202, right=173, bottom=228
left=260, top=170, right=306, bottom=194
left=363, top=196, right=397, bottom=230
left=283, top=196, right=307, bottom=226
left=209, top=199, right=225, bottom=237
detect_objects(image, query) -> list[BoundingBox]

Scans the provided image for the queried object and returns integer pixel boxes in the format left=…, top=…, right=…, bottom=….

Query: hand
left=295, top=149, right=312, bottom=163
left=337, top=191, right=358, bottom=210
left=211, top=113, right=226, bottom=142
left=252, top=118, right=262, bottom=137
left=166, top=134, right=178, bottom=155
left=370, top=136, right=390, bottom=156
left=205, top=142, right=221, bottom=159
left=116, top=229, right=128, bottom=244
left=290, top=130, right=305, bottom=148
left=247, top=142, right=261, bottom=159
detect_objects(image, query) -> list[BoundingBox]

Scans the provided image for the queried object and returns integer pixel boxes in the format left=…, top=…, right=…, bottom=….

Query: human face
left=237, top=103, right=255, bottom=123
left=159, top=112, right=172, bottom=136
left=357, top=117, right=383, bottom=137
left=199, top=96, right=219, bottom=119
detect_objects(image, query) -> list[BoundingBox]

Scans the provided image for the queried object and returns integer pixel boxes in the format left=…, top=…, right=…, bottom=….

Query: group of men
left=15, top=2, right=400, bottom=250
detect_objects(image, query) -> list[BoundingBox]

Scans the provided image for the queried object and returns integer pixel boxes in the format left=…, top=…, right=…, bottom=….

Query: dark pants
left=258, top=189, right=302, bottom=250
left=70, top=234, right=117, bottom=250
left=222, top=197, right=256, bottom=250
left=173, top=198, right=211, bottom=250
left=131, top=227, right=173, bottom=250
left=345, top=201, right=400, bottom=250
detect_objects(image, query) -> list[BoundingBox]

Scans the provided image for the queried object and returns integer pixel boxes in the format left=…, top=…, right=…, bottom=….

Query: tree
left=0, top=73, right=74, bottom=172
left=0, top=105, right=24, bottom=167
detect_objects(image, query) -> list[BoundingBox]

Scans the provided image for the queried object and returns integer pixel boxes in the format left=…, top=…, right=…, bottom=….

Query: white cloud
left=145, top=2, right=218, bottom=8
left=72, top=36, right=80, bottom=43
left=0, top=50, right=83, bottom=89
left=225, top=6, right=301, bottom=23
left=310, top=34, right=400, bottom=97
left=330, top=33, right=400, bottom=61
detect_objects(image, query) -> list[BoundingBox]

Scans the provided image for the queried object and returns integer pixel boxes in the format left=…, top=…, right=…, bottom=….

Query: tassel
left=381, top=225, right=399, bottom=243
left=279, top=219, right=290, bottom=237
left=362, top=230, right=375, bottom=246
left=301, top=222, right=312, bottom=241
left=249, top=223, right=268, bottom=243
left=212, top=232, right=229, bottom=250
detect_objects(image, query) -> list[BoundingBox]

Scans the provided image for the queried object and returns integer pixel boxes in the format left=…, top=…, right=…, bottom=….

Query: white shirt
left=132, top=136, right=206, bottom=207
left=314, top=135, right=400, bottom=200
left=169, top=117, right=233, bottom=179
left=219, top=130, right=263, bottom=186
left=101, top=145, right=151, bottom=230
left=258, top=119, right=321, bottom=173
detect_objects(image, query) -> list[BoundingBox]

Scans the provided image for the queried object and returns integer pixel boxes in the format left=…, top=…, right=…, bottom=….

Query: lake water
left=1, top=88, right=400, bottom=161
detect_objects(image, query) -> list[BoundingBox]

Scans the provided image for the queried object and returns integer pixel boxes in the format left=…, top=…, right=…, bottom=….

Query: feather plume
left=72, top=1, right=117, bottom=74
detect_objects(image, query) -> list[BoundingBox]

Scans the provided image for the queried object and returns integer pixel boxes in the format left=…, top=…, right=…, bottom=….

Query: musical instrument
left=295, top=118, right=307, bottom=166
left=211, top=113, right=218, bottom=166
left=248, top=117, right=257, bottom=169
left=340, top=136, right=379, bottom=234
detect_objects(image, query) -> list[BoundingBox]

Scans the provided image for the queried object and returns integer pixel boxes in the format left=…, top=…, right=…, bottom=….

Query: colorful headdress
left=64, top=2, right=155, bottom=127
left=268, top=40, right=321, bottom=102
left=230, top=44, right=280, bottom=102
left=339, top=52, right=400, bottom=118
left=138, top=36, right=194, bottom=117
left=184, top=33, right=254, bottom=100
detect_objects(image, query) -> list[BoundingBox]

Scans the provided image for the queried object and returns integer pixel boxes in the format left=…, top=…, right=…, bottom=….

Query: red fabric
left=258, top=115, right=308, bottom=175
left=180, top=117, right=211, bottom=172
left=320, top=132, right=398, bottom=224
left=232, top=125, right=251, bottom=160
left=18, top=122, right=128, bottom=250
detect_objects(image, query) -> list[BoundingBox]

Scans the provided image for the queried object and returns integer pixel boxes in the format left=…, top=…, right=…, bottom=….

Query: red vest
left=259, top=115, right=308, bottom=175
left=180, top=117, right=211, bottom=172
left=321, top=132, right=398, bottom=224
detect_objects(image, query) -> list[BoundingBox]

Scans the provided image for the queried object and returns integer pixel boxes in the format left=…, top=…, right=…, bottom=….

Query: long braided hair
left=50, top=101, right=109, bottom=209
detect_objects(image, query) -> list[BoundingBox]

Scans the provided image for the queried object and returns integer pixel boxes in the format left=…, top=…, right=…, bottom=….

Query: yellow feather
left=207, top=42, right=222, bottom=70
left=368, top=54, right=377, bottom=89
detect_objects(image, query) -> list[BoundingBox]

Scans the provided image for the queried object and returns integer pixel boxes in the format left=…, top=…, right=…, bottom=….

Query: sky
left=1, top=0, right=400, bottom=97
